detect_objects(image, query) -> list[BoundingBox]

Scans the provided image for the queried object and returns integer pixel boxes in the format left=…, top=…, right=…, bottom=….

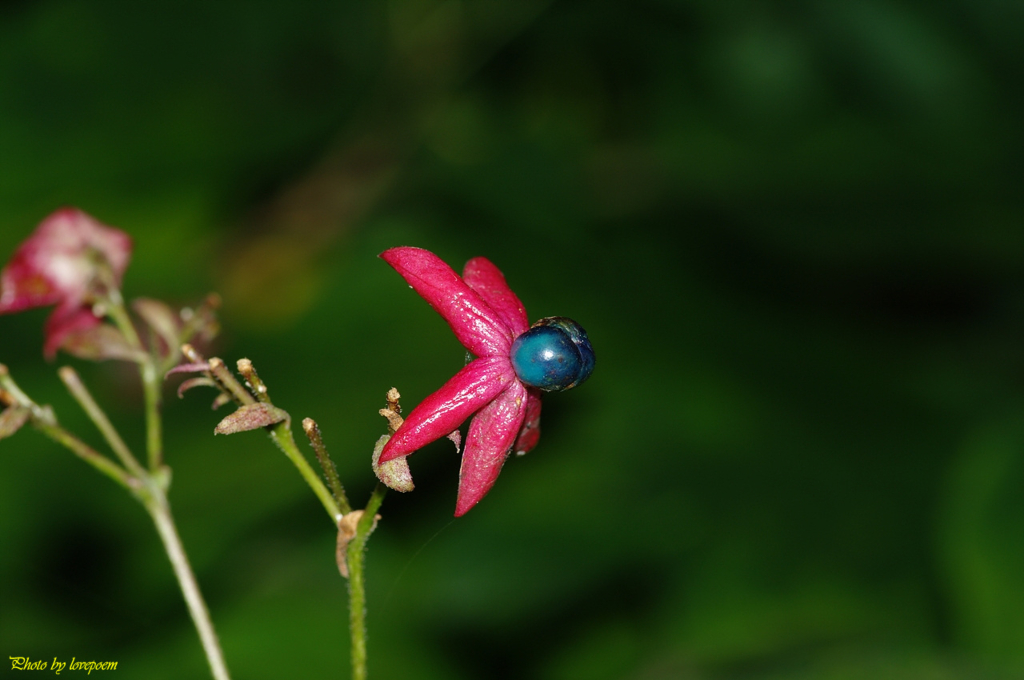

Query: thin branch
left=57, top=366, right=145, bottom=478
left=347, top=483, right=388, bottom=680
left=303, top=418, right=351, bottom=514
left=145, top=496, right=232, bottom=680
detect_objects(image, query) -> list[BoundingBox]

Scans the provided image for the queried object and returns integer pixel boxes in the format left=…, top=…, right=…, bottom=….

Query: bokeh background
left=2, top=1, right=1023, bottom=678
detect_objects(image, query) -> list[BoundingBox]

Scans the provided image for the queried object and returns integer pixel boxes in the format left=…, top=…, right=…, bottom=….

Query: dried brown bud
left=214, top=403, right=289, bottom=434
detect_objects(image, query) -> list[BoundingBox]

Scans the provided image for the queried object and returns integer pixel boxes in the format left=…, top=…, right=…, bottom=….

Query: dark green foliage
left=1, top=2, right=1022, bottom=678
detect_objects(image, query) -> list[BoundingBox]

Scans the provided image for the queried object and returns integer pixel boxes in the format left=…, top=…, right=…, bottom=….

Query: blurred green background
left=2, top=1, right=1023, bottom=678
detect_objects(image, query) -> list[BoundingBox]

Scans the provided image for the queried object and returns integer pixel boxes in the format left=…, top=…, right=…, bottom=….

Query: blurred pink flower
left=378, top=247, right=542, bottom=516
left=0, top=208, right=132, bottom=358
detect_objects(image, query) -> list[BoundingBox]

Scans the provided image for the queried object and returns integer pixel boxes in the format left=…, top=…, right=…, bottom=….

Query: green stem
left=165, top=294, right=219, bottom=375
left=104, top=295, right=164, bottom=470
left=21, top=375, right=229, bottom=680
left=7, top=327, right=230, bottom=679
left=302, top=418, right=351, bottom=514
left=144, top=489, right=231, bottom=680
left=208, top=358, right=258, bottom=406
left=201, top=355, right=340, bottom=521
left=58, top=366, right=146, bottom=478
left=0, top=363, right=32, bottom=405
left=104, top=289, right=144, bottom=349
left=268, top=421, right=340, bottom=521
left=141, top=360, right=163, bottom=470
left=347, top=483, right=387, bottom=680
left=33, top=419, right=136, bottom=492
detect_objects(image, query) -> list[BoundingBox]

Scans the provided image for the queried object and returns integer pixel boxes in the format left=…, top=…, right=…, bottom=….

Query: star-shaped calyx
left=376, top=247, right=594, bottom=516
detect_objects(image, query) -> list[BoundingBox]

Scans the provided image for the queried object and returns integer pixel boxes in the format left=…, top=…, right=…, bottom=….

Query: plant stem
left=104, top=294, right=164, bottom=469
left=208, top=358, right=258, bottom=406
left=63, top=299, right=228, bottom=678
left=268, top=421, right=340, bottom=521
left=231, top=360, right=341, bottom=517
left=347, top=483, right=387, bottom=680
left=58, top=366, right=146, bottom=478
left=104, top=290, right=144, bottom=349
left=17, top=363, right=229, bottom=680
left=302, top=418, right=351, bottom=514
left=190, top=352, right=341, bottom=521
left=141, top=360, right=163, bottom=470
left=145, top=489, right=231, bottom=680
left=33, top=419, right=136, bottom=491
left=140, top=346, right=230, bottom=680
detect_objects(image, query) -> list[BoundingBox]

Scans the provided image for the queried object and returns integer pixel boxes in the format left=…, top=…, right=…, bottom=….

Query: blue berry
left=510, top=317, right=595, bottom=392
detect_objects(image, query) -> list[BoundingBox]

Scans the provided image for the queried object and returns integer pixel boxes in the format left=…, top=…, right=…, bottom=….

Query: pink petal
left=455, top=380, right=528, bottom=516
left=165, top=362, right=213, bottom=377
left=0, top=249, right=63, bottom=313
left=462, top=257, right=529, bottom=337
left=59, top=322, right=147, bottom=362
left=36, top=208, right=133, bottom=284
left=43, top=304, right=102, bottom=360
left=513, top=388, right=543, bottom=455
left=378, top=355, right=515, bottom=463
left=1, top=208, right=132, bottom=313
left=381, top=247, right=512, bottom=357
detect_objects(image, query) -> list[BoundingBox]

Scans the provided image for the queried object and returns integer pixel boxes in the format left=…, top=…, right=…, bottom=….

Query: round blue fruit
left=510, top=317, right=595, bottom=391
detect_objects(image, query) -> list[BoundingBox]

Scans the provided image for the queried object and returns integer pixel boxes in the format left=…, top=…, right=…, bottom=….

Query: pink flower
left=0, top=208, right=132, bottom=358
left=378, top=247, right=594, bottom=516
